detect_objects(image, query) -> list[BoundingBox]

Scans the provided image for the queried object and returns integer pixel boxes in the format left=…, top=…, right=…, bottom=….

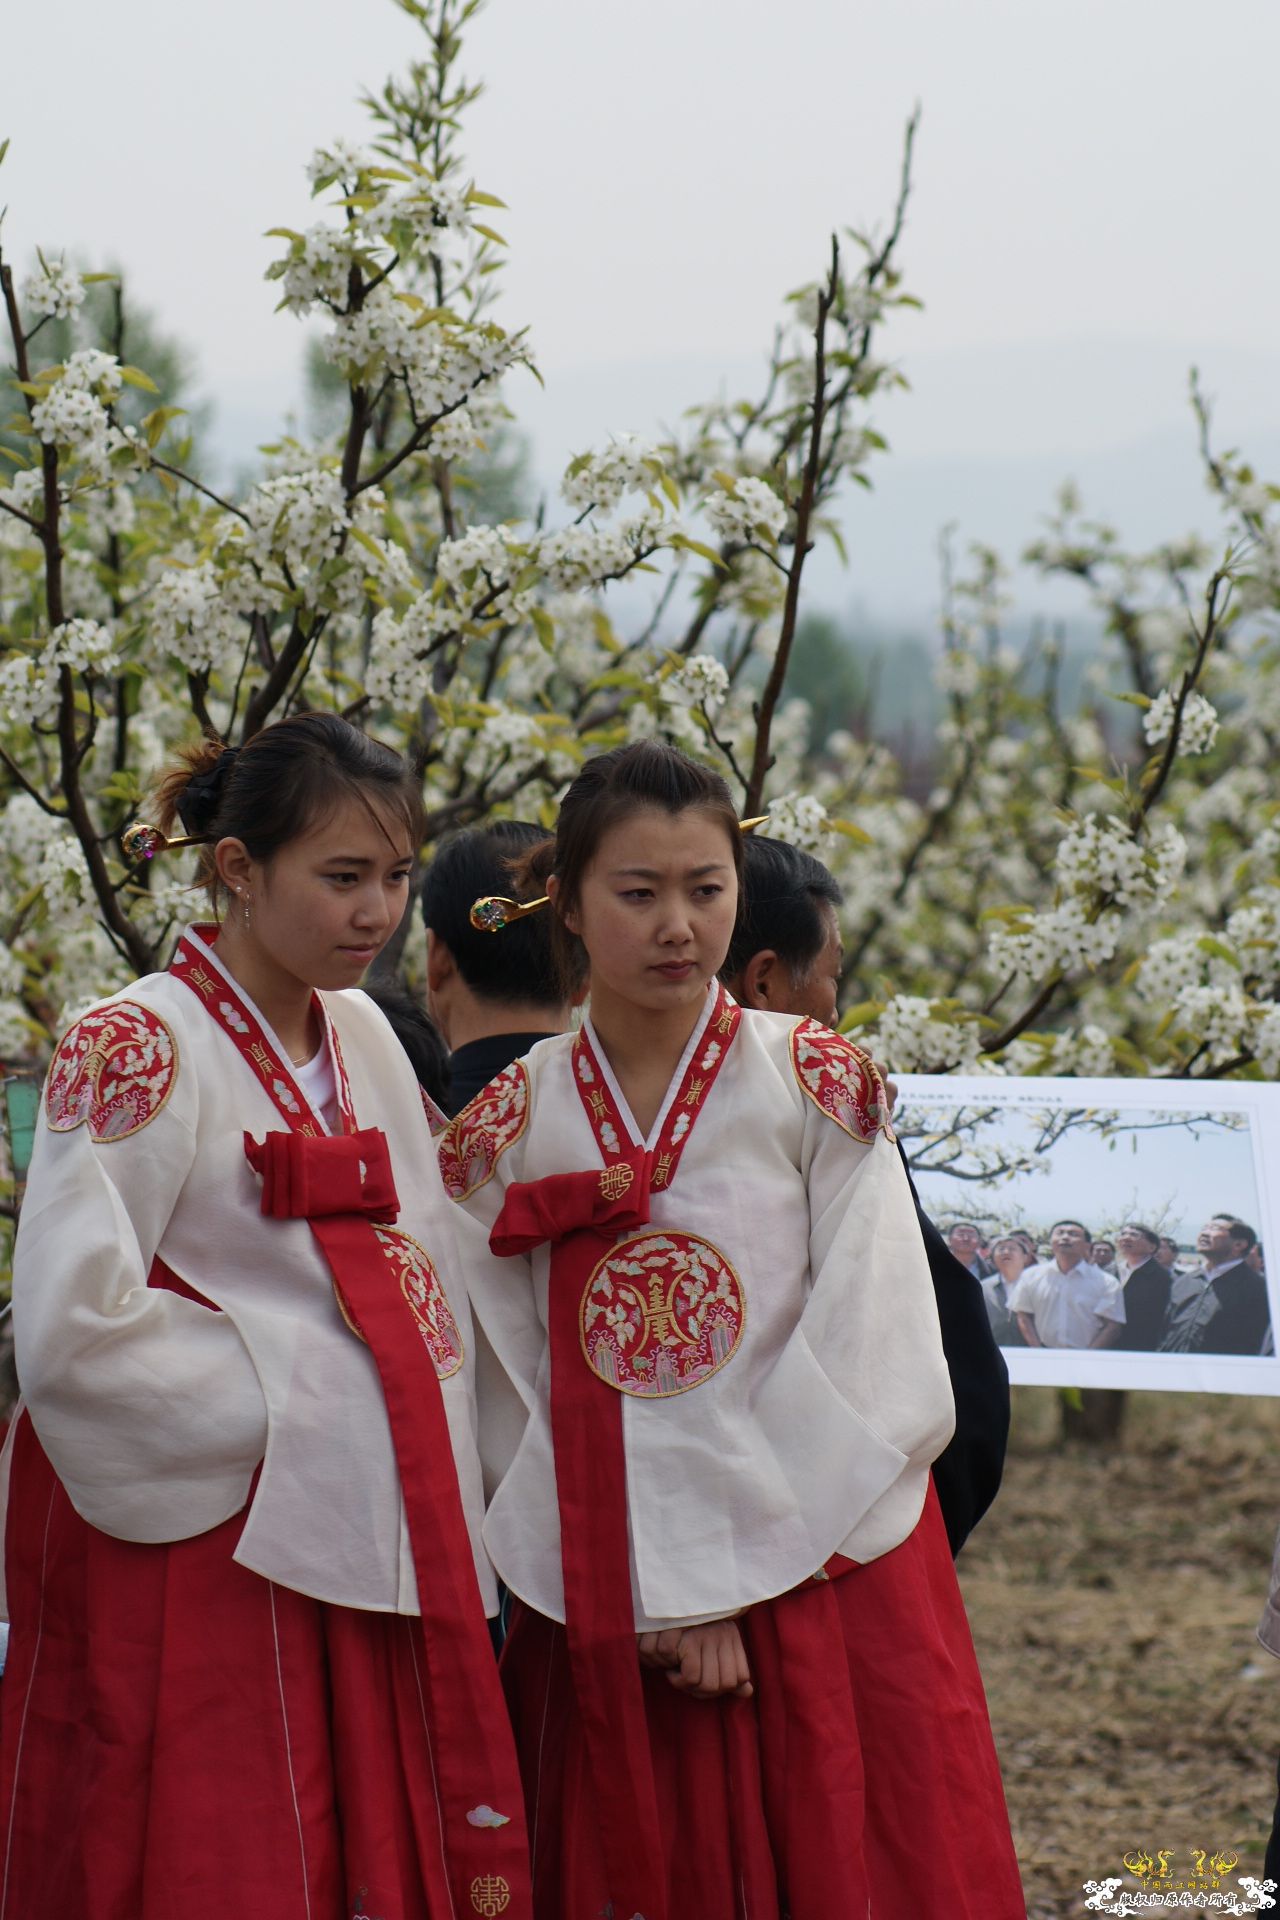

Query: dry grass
left=959, top=1389, right=1280, bottom=1917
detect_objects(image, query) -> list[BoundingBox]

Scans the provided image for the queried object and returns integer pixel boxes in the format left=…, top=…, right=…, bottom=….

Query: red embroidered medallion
left=580, top=1229, right=745, bottom=1398
left=789, top=1020, right=894, bottom=1144
left=376, top=1228, right=465, bottom=1379
left=46, top=1002, right=178, bottom=1143
left=438, top=1061, right=530, bottom=1201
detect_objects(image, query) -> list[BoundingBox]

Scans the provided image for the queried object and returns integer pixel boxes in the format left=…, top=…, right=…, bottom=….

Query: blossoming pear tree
left=0, top=0, right=1278, bottom=1118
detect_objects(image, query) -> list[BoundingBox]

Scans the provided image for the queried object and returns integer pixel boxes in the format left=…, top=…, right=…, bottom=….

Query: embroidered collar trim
left=170, top=923, right=356, bottom=1139
left=571, top=983, right=740, bottom=1194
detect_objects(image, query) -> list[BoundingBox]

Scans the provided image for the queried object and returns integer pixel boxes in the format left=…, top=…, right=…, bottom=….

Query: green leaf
left=467, top=189, right=508, bottom=209
left=1111, top=690, right=1153, bottom=709
left=830, top=818, right=872, bottom=845
left=1196, top=936, right=1241, bottom=969
left=530, top=606, right=555, bottom=654
left=119, top=366, right=160, bottom=394
left=471, top=224, right=508, bottom=247
left=666, top=533, right=727, bottom=570
left=838, top=1001, right=883, bottom=1031
left=140, top=405, right=186, bottom=449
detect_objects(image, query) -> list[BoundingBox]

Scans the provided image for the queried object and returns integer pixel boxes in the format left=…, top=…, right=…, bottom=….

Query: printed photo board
left=895, top=1075, right=1280, bottom=1395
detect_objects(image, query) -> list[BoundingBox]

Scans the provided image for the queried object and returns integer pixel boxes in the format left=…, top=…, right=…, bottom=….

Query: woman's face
left=220, top=795, right=414, bottom=992
left=565, top=805, right=738, bottom=1021
left=992, top=1239, right=1028, bottom=1277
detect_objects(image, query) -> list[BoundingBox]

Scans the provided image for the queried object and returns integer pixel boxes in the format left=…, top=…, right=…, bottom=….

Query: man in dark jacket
left=1113, top=1222, right=1172, bottom=1351
left=1160, top=1214, right=1270, bottom=1355
left=720, top=833, right=1010, bottom=1555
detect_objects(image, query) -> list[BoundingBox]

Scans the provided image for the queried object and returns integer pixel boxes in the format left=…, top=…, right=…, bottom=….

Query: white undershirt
left=293, top=1037, right=338, bottom=1132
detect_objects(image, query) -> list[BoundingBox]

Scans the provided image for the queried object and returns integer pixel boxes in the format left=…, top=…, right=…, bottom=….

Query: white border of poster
left=894, top=1073, right=1280, bottom=1396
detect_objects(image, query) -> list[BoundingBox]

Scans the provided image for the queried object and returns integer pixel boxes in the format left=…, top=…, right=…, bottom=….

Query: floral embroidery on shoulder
left=789, top=1020, right=894, bottom=1145
left=46, top=1001, right=179, bottom=1143
left=438, top=1060, right=530, bottom=1201
left=420, top=1083, right=448, bottom=1137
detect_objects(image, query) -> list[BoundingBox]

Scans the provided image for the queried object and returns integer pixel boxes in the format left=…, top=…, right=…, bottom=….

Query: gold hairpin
left=469, top=817, right=770, bottom=933
left=120, top=822, right=206, bottom=863
left=469, top=894, right=549, bottom=932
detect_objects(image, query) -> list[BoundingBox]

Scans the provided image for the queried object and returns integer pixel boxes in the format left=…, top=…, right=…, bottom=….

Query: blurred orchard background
left=4, top=6, right=1280, bottom=1906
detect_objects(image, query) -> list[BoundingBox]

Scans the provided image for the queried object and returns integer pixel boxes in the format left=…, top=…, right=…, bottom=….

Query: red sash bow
left=243, top=1125, right=399, bottom=1220
left=489, top=1149, right=650, bottom=1256
left=491, top=1149, right=668, bottom=1920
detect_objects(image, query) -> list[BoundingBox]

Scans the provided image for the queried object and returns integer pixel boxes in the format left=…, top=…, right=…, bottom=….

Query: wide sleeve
left=14, top=999, right=268, bottom=1542
left=799, top=1107, right=956, bottom=1475
left=437, top=1059, right=545, bottom=1498
left=786, top=1021, right=955, bottom=1490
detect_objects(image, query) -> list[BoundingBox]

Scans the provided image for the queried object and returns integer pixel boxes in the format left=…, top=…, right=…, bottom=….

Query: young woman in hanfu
left=0, top=715, right=531, bottom=1920
left=441, top=740, right=1026, bottom=1920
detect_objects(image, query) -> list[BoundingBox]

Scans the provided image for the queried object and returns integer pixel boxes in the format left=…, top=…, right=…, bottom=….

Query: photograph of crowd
left=894, top=1082, right=1279, bottom=1390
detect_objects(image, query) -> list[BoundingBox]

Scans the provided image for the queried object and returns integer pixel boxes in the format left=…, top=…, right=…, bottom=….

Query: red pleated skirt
left=0, top=1414, right=458, bottom=1920
left=501, top=1485, right=1026, bottom=1920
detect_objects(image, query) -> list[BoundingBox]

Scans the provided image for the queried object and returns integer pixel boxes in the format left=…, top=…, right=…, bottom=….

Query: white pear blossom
left=30, top=351, right=131, bottom=479
left=765, top=792, right=830, bottom=853
left=0, top=620, right=119, bottom=726
left=659, top=654, right=730, bottom=717
left=1172, top=982, right=1252, bottom=1066
left=1143, top=688, right=1220, bottom=756
left=36, top=833, right=94, bottom=926
left=874, top=995, right=983, bottom=1073
left=562, top=436, right=663, bottom=515
left=147, top=563, right=244, bottom=674
left=306, top=138, right=371, bottom=185
left=426, top=408, right=480, bottom=463
left=703, top=476, right=787, bottom=545
left=22, top=258, right=85, bottom=321
left=280, top=223, right=360, bottom=315
left=935, top=647, right=981, bottom=698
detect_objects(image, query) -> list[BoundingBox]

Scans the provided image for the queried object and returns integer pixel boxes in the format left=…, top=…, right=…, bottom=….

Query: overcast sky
left=5, top=0, right=1280, bottom=616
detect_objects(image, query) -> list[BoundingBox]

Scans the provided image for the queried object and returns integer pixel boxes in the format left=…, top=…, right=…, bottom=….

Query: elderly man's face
left=1197, top=1217, right=1242, bottom=1264
left=948, top=1225, right=981, bottom=1258
left=1116, top=1226, right=1158, bottom=1264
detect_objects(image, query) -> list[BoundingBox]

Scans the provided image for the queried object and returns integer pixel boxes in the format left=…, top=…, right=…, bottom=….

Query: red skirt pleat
left=501, top=1485, right=1026, bottom=1920
left=0, top=1414, right=455, bottom=1920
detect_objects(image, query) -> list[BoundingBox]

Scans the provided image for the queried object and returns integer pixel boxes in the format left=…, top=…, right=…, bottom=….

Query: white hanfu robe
left=9, top=930, right=491, bottom=1616
left=442, top=984, right=954, bottom=1631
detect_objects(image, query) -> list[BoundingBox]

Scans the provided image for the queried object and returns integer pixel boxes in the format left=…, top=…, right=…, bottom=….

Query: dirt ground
left=960, top=1388, right=1280, bottom=1918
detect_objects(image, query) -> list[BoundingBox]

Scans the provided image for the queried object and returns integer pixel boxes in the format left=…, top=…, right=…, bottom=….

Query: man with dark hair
left=1160, top=1213, right=1271, bottom=1355
left=720, top=832, right=1010, bottom=1556
left=421, top=822, right=578, bottom=1115
left=946, top=1222, right=994, bottom=1280
left=1113, top=1222, right=1171, bottom=1351
left=1008, top=1220, right=1125, bottom=1350
left=722, top=836, right=843, bottom=1026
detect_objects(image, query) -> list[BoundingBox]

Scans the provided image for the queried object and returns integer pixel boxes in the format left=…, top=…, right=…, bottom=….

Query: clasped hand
left=636, top=1617, right=753, bottom=1700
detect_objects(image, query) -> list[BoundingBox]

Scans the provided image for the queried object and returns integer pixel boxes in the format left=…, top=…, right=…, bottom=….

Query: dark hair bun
left=176, top=746, right=240, bottom=837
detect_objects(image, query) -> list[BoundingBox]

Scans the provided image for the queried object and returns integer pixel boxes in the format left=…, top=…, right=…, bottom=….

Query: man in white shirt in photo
left=1009, top=1220, right=1127, bottom=1350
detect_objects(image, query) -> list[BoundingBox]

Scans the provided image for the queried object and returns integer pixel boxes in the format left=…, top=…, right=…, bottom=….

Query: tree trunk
left=1060, top=1387, right=1128, bottom=1445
